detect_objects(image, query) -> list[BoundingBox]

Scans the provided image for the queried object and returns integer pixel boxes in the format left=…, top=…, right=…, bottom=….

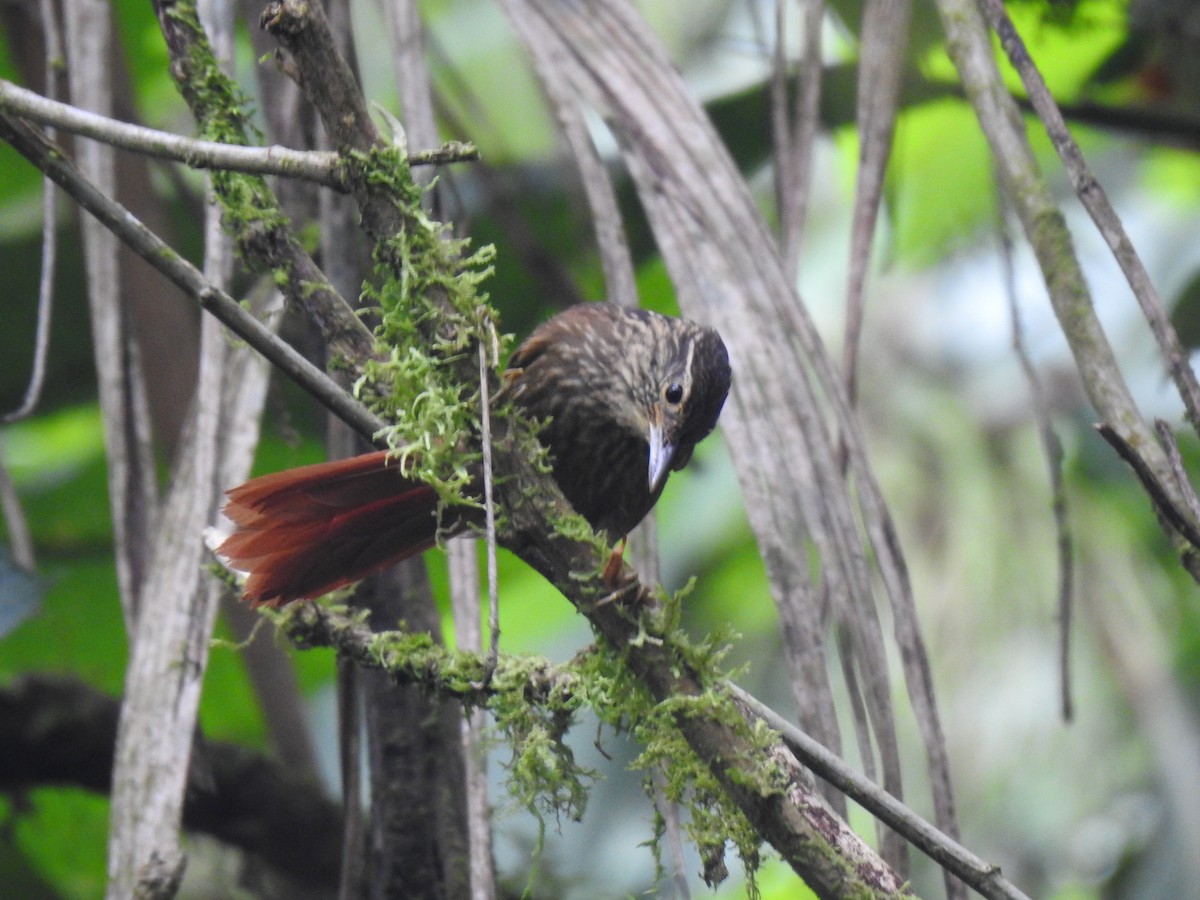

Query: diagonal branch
left=978, top=0, right=1200, bottom=435
left=0, top=111, right=386, bottom=441
left=935, top=0, right=1200, bottom=587
left=284, top=603, right=1031, bottom=900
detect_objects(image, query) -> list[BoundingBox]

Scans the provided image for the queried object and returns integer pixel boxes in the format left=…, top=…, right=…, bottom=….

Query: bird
left=218, top=302, right=732, bottom=606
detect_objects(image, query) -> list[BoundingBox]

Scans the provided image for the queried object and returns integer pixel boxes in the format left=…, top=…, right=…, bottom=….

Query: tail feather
left=219, top=450, right=450, bottom=606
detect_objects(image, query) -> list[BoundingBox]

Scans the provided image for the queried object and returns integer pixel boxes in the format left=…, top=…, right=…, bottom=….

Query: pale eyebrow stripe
left=682, top=337, right=696, bottom=393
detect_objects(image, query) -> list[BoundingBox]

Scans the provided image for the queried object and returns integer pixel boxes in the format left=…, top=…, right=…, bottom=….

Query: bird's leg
left=602, top=535, right=628, bottom=589
left=596, top=536, right=643, bottom=606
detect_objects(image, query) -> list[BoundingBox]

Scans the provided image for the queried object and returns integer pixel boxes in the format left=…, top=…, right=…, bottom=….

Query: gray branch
left=0, top=111, right=387, bottom=442
left=0, top=77, right=477, bottom=187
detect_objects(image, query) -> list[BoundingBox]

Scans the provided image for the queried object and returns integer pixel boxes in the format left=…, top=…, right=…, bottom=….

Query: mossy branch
left=282, top=595, right=1029, bottom=899
left=4, top=41, right=908, bottom=900
left=277, top=597, right=808, bottom=892
left=2, top=0, right=919, bottom=893
left=149, top=0, right=376, bottom=366
left=245, top=4, right=915, bottom=889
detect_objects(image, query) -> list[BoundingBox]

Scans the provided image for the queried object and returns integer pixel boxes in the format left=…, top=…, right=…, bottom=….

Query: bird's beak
left=647, top=412, right=675, bottom=494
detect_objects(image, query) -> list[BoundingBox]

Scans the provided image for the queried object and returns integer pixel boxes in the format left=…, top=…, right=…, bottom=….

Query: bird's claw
left=595, top=576, right=642, bottom=608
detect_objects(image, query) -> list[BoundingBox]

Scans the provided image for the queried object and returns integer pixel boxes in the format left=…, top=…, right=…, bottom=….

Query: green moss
left=343, top=144, right=505, bottom=507
left=579, top=644, right=768, bottom=891
left=160, top=0, right=308, bottom=301
left=172, top=1, right=772, bottom=881
left=491, top=663, right=593, bottom=825
left=275, top=585, right=777, bottom=890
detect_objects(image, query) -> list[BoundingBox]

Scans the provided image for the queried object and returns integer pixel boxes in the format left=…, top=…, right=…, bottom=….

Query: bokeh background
left=3, top=0, right=1200, bottom=896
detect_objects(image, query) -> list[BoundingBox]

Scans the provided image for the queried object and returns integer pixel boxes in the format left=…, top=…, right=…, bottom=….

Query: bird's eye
left=664, top=382, right=684, bottom=405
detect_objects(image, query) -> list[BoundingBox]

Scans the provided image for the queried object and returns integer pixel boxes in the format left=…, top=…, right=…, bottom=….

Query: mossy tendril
left=342, top=144, right=507, bottom=510
left=277, top=580, right=776, bottom=891
left=566, top=595, right=773, bottom=893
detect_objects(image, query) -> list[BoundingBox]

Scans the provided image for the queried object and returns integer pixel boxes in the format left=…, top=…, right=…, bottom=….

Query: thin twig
left=336, top=658, right=366, bottom=899
left=996, top=194, right=1074, bottom=722
left=0, top=78, right=478, bottom=188
left=771, top=0, right=824, bottom=281
left=768, top=0, right=793, bottom=251
left=1154, top=419, right=1200, bottom=531
left=0, top=449, right=35, bottom=570
left=62, top=0, right=159, bottom=641
left=842, top=0, right=911, bottom=412
left=6, top=161, right=59, bottom=423
left=652, top=765, right=691, bottom=899
left=727, top=684, right=1032, bottom=900
left=1095, top=422, right=1200, bottom=551
left=501, top=7, right=639, bottom=308
left=477, top=339, right=500, bottom=680
left=2, top=9, right=63, bottom=424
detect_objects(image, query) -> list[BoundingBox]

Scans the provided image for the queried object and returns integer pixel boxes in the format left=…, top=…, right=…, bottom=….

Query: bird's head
left=630, top=316, right=732, bottom=493
left=506, top=302, right=732, bottom=497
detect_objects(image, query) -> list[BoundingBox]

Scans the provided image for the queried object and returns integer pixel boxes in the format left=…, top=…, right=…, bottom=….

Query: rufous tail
left=218, top=450, right=445, bottom=606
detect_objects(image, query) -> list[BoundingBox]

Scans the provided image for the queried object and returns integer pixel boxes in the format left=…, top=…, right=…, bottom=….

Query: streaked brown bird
left=219, top=302, right=732, bottom=606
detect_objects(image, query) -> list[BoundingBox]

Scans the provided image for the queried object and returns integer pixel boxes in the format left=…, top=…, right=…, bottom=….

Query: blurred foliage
left=2, top=0, right=1200, bottom=897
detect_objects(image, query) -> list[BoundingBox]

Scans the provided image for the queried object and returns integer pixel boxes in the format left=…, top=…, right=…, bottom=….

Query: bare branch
left=1095, top=423, right=1200, bottom=556
left=0, top=111, right=386, bottom=442
left=0, top=451, right=35, bottom=570
left=728, top=685, right=1032, bottom=900
left=1155, top=419, right=1200, bottom=529
left=106, top=0, right=237, bottom=888
left=997, top=199, right=1074, bottom=722
left=978, top=0, right=1200, bottom=435
left=446, top=538, right=495, bottom=900
left=1, top=23, right=62, bottom=425
left=775, top=0, right=824, bottom=281
left=503, top=5, right=639, bottom=308
left=477, top=340, right=501, bottom=678
left=0, top=674, right=342, bottom=890
left=108, top=376, right=224, bottom=899
left=934, top=0, right=1200, bottom=570
left=63, top=0, right=158, bottom=635
left=380, top=0, right=440, bottom=185
left=0, top=80, right=478, bottom=186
